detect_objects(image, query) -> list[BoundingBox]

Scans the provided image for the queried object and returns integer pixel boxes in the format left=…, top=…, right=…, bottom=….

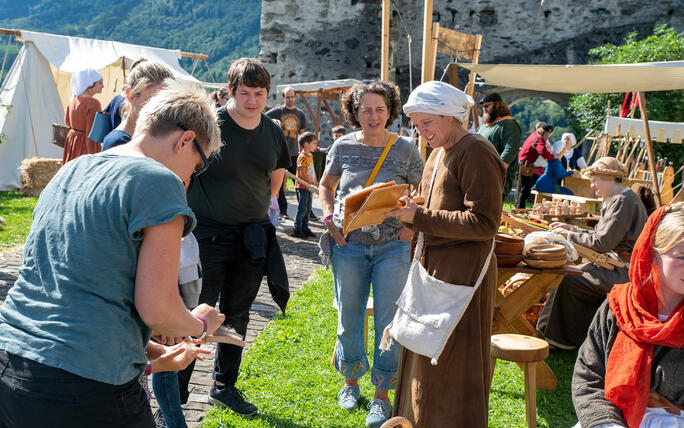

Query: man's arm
left=500, top=121, right=522, bottom=169
left=270, top=168, right=285, bottom=199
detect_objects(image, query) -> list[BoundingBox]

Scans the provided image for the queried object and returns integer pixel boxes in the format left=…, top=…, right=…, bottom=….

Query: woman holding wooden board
left=318, top=81, right=423, bottom=427
left=385, top=81, right=506, bottom=428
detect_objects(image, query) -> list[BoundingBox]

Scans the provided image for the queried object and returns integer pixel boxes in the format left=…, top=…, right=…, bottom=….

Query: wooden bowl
left=497, top=254, right=523, bottom=267
left=524, top=252, right=567, bottom=262
left=525, top=244, right=566, bottom=254
left=495, top=240, right=524, bottom=255
left=495, top=233, right=524, bottom=244
left=523, top=258, right=567, bottom=269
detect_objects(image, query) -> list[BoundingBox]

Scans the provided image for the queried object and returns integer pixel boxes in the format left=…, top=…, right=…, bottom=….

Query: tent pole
left=637, top=91, right=662, bottom=207
left=418, top=0, right=434, bottom=160
left=380, top=0, right=390, bottom=82
left=0, top=34, right=13, bottom=83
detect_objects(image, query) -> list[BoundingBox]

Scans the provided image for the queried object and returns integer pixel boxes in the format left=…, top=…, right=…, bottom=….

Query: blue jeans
left=294, top=188, right=311, bottom=232
left=330, top=239, right=411, bottom=390
left=151, top=371, right=187, bottom=428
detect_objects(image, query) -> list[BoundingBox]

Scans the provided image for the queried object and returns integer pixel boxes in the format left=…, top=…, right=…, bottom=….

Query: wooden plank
left=322, top=98, right=339, bottom=127
left=299, top=94, right=315, bottom=127
left=180, top=51, right=209, bottom=60
left=420, top=0, right=435, bottom=84
left=497, top=274, right=562, bottom=322
left=436, top=27, right=478, bottom=59
left=315, top=89, right=322, bottom=136
left=381, top=0, right=390, bottom=82
left=637, top=92, right=662, bottom=207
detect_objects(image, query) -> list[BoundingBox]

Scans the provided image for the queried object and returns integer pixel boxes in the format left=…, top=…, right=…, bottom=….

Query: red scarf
left=605, top=206, right=684, bottom=428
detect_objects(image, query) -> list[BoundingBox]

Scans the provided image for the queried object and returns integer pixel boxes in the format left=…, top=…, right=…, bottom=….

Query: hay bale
left=20, top=157, right=62, bottom=197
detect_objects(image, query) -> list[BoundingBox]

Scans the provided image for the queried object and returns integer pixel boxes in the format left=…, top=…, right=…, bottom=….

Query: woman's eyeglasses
left=177, top=124, right=210, bottom=177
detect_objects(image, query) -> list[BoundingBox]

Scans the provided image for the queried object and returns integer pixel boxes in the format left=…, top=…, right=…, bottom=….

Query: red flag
left=621, top=92, right=640, bottom=117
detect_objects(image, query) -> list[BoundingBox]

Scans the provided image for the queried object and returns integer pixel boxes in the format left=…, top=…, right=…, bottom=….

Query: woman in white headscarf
left=62, top=68, right=104, bottom=163
left=386, top=81, right=506, bottom=427
left=534, top=139, right=575, bottom=194
left=559, top=132, right=588, bottom=171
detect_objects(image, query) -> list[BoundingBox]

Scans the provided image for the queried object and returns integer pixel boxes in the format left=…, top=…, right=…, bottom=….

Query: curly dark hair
left=340, top=81, right=401, bottom=129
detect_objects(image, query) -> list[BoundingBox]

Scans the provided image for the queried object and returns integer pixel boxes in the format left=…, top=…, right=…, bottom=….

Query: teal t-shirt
left=0, top=153, right=196, bottom=385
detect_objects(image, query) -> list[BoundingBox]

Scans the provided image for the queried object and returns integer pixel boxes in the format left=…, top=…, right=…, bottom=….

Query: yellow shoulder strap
left=364, top=133, right=397, bottom=188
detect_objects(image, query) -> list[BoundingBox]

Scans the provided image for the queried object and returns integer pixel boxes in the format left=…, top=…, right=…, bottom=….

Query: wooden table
left=493, top=263, right=583, bottom=391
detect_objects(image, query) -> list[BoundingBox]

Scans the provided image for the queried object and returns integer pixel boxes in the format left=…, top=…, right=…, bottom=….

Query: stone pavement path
left=0, top=192, right=326, bottom=427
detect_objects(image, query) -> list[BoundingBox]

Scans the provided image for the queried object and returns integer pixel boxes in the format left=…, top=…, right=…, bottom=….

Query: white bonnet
left=71, top=68, right=103, bottom=97
left=403, top=81, right=474, bottom=123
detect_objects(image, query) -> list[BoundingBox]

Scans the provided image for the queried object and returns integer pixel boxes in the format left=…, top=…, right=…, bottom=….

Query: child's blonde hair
left=121, top=59, right=174, bottom=116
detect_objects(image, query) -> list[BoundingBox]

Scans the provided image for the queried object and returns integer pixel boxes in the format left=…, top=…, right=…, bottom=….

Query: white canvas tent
left=0, top=30, right=201, bottom=190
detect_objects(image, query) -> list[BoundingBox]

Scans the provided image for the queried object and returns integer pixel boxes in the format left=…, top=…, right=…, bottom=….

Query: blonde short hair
left=135, top=80, right=221, bottom=153
left=654, top=202, right=684, bottom=254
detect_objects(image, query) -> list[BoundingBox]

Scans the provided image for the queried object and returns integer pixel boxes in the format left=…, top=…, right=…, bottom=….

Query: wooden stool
left=380, top=416, right=413, bottom=428
left=330, top=297, right=375, bottom=366
left=490, top=334, right=549, bottom=428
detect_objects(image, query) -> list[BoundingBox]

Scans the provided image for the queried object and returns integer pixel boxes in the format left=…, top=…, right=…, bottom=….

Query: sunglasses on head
left=360, top=80, right=391, bottom=89
left=177, top=124, right=209, bottom=177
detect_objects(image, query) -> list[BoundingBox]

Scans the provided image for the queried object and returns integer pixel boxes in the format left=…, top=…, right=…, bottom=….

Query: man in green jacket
left=477, top=93, right=521, bottom=200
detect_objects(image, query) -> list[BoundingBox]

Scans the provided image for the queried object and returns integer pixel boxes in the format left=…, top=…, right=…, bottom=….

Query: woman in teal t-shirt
left=0, top=82, right=224, bottom=428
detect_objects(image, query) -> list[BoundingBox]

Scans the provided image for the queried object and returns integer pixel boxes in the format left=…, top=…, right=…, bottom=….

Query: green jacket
left=477, top=118, right=521, bottom=197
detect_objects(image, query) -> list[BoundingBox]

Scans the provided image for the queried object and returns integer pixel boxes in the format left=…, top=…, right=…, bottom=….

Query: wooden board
left=343, top=183, right=408, bottom=234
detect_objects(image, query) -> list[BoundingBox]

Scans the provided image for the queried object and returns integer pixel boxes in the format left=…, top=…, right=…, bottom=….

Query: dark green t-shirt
left=477, top=118, right=521, bottom=196
left=188, top=107, right=290, bottom=237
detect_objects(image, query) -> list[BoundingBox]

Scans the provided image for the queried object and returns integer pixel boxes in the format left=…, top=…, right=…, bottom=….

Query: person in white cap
left=62, top=68, right=104, bottom=163
left=386, top=81, right=506, bottom=428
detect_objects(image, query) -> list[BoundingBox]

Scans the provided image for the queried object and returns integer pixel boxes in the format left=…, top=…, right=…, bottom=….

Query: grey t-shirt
left=325, top=132, right=424, bottom=245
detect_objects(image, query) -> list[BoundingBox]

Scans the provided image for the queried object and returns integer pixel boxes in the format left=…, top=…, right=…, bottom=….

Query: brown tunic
left=394, top=133, right=505, bottom=427
left=62, top=96, right=101, bottom=164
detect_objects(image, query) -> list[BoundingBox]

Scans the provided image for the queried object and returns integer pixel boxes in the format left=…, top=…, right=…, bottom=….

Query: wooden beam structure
left=322, top=97, right=340, bottom=127
left=637, top=91, right=662, bottom=207
left=418, top=0, right=435, bottom=159
left=380, top=0, right=390, bottom=82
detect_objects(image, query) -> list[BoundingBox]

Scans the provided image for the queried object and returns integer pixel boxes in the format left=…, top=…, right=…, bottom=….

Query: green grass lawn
left=203, top=269, right=578, bottom=428
left=0, top=191, right=37, bottom=249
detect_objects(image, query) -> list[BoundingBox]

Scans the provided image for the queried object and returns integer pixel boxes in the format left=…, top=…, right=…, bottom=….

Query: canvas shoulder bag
left=380, top=148, right=495, bottom=365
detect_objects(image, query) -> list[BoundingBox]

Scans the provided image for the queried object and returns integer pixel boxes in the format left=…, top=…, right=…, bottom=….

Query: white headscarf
left=562, top=132, right=577, bottom=147
left=70, top=68, right=103, bottom=97
left=403, top=81, right=474, bottom=123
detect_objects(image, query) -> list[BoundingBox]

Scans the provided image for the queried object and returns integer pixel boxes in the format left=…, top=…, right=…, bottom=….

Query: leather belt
left=617, top=251, right=632, bottom=263
left=648, top=392, right=684, bottom=415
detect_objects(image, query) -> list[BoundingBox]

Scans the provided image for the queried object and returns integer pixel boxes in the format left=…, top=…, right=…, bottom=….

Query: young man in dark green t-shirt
left=187, top=58, right=290, bottom=417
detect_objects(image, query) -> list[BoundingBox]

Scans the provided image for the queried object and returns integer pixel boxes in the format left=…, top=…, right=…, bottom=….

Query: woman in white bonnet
left=387, top=81, right=505, bottom=427
left=62, top=68, right=104, bottom=163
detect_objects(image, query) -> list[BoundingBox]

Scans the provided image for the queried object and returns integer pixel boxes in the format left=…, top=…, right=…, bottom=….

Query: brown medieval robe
left=394, top=133, right=506, bottom=427
left=536, top=188, right=648, bottom=348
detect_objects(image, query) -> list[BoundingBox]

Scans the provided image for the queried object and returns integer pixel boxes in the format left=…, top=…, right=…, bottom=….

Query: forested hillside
left=0, top=0, right=261, bottom=82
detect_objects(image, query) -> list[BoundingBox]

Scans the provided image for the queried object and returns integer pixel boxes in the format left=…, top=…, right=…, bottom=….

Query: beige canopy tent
left=460, top=61, right=684, bottom=93
left=459, top=60, right=684, bottom=206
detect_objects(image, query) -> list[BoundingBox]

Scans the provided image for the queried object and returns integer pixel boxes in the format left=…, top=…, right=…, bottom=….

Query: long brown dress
left=62, top=96, right=101, bottom=164
left=394, top=133, right=506, bottom=427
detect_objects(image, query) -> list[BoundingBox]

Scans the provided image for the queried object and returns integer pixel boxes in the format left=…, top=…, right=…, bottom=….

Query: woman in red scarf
left=571, top=202, right=684, bottom=428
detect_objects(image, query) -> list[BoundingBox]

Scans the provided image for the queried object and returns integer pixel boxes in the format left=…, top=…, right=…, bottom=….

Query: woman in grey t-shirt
left=319, top=81, right=424, bottom=427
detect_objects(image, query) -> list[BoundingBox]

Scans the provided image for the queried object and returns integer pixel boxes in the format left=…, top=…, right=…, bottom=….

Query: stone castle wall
left=258, top=0, right=682, bottom=142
